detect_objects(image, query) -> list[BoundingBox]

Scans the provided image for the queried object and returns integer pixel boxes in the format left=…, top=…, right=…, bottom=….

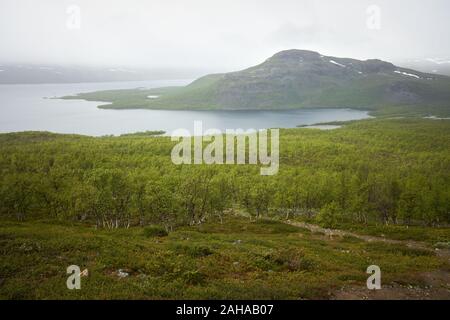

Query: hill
left=62, top=50, right=450, bottom=116
left=0, top=64, right=202, bottom=84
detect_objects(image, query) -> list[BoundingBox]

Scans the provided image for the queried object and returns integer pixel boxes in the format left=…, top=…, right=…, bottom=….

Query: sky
left=1, top=0, right=449, bottom=73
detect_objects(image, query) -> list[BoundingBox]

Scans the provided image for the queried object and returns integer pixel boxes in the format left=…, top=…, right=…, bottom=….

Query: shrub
left=316, top=202, right=341, bottom=228
left=171, top=244, right=213, bottom=257
left=255, top=219, right=302, bottom=234
left=265, top=249, right=317, bottom=272
left=143, top=225, right=168, bottom=238
left=181, top=270, right=206, bottom=285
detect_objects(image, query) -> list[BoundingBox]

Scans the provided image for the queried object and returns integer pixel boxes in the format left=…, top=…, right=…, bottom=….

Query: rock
left=117, top=269, right=129, bottom=278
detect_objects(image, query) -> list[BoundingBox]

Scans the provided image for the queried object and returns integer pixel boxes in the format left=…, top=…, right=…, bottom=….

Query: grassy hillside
left=1, top=118, right=449, bottom=299
left=1, top=216, right=448, bottom=299
left=62, top=50, right=450, bottom=116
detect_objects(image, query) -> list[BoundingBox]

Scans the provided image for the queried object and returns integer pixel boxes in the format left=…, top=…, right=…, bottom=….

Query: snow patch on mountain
left=394, top=70, right=420, bottom=79
left=329, top=60, right=346, bottom=68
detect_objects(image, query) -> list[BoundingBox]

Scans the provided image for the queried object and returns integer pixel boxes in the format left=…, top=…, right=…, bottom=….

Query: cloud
left=0, top=0, right=449, bottom=71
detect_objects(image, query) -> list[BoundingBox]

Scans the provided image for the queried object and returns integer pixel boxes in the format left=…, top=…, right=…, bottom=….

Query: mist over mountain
left=397, top=58, right=450, bottom=76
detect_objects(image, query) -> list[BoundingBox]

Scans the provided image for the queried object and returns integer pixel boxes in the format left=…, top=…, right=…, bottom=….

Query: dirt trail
left=285, top=220, right=450, bottom=300
left=287, top=220, right=450, bottom=258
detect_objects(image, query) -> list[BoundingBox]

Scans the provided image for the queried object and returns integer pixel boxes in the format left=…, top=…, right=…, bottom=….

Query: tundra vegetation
left=1, top=118, right=448, bottom=228
left=0, top=117, right=449, bottom=299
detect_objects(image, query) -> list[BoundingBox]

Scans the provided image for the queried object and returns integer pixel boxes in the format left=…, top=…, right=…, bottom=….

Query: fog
left=1, top=0, right=449, bottom=73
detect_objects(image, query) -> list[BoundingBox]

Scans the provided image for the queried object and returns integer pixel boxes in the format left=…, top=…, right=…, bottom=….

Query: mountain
left=397, top=58, right=450, bottom=76
left=63, top=50, right=450, bottom=115
left=0, top=64, right=203, bottom=84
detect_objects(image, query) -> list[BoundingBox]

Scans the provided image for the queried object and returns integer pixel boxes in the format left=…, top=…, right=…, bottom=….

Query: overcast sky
left=1, top=0, right=449, bottom=72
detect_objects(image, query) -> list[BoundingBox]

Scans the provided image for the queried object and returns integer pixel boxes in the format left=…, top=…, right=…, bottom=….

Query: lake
left=0, top=80, right=371, bottom=136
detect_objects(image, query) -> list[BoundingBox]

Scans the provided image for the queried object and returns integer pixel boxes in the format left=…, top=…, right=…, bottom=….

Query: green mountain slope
left=63, top=50, right=450, bottom=114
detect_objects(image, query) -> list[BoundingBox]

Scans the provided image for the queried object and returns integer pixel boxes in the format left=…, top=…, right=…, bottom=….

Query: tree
left=316, top=202, right=341, bottom=228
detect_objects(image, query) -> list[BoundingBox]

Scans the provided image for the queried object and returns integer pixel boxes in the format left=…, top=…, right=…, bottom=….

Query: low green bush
left=265, top=249, right=317, bottom=272
left=171, top=244, right=214, bottom=257
left=143, top=225, right=168, bottom=238
left=181, top=270, right=206, bottom=285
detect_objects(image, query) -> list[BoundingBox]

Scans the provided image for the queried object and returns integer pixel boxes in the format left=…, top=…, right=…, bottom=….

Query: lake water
left=0, top=80, right=371, bottom=136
